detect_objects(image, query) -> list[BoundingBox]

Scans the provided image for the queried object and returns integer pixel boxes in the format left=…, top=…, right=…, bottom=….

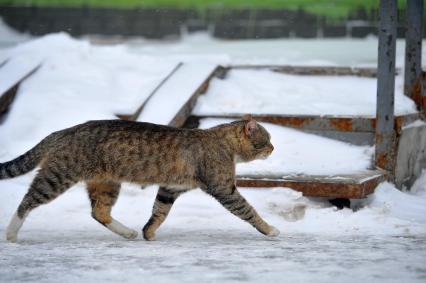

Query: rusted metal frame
left=192, top=114, right=374, bottom=132
left=225, top=65, right=396, bottom=78
left=191, top=113, right=420, bottom=134
left=0, top=63, right=42, bottom=123
left=404, top=0, right=424, bottom=112
left=236, top=172, right=387, bottom=199
left=375, top=0, right=397, bottom=176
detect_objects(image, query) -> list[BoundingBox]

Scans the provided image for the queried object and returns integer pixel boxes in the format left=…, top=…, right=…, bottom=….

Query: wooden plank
left=135, top=63, right=218, bottom=126
left=237, top=170, right=387, bottom=199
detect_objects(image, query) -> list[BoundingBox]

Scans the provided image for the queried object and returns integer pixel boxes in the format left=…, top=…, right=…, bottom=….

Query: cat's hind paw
left=266, top=226, right=280, bottom=237
left=6, top=233, right=18, bottom=243
left=123, top=229, right=138, bottom=240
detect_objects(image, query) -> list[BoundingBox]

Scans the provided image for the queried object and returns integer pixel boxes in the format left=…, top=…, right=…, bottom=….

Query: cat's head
left=233, top=115, right=274, bottom=163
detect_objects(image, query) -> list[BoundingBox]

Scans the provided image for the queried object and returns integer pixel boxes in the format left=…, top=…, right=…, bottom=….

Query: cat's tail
left=0, top=138, right=50, bottom=180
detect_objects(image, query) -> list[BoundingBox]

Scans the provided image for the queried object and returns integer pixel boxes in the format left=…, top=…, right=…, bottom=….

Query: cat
left=0, top=116, right=279, bottom=242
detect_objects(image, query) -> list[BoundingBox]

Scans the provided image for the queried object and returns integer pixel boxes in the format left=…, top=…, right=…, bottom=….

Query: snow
left=1, top=180, right=426, bottom=283
left=199, top=118, right=373, bottom=176
left=402, top=119, right=426, bottom=130
left=0, top=17, right=31, bottom=47
left=193, top=69, right=418, bottom=116
left=0, top=33, right=425, bottom=282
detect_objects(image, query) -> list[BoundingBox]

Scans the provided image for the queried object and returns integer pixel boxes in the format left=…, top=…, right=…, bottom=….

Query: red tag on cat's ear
left=245, top=119, right=257, bottom=136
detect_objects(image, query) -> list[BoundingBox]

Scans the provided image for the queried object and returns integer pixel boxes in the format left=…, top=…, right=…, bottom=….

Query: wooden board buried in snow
left=0, top=57, right=41, bottom=96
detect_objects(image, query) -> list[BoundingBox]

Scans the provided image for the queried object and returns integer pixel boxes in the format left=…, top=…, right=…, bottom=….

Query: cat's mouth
left=258, top=145, right=274, bottom=160
left=258, top=151, right=272, bottom=160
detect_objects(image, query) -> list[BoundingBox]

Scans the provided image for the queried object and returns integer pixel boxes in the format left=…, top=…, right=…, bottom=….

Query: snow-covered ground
left=1, top=180, right=426, bottom=283
left=1, top=22, right=426, bottom=282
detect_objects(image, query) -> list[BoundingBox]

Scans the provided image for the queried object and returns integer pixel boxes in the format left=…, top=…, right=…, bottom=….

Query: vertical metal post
left=375, top=0, right=397, bottom=174
left=404, top=0, right=424, bottom=112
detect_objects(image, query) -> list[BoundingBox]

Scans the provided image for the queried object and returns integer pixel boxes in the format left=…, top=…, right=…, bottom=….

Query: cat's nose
left=270, top=145, right=274, bottom=152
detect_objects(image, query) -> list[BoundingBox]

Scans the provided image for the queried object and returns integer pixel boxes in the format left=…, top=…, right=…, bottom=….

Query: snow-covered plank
left=0, top=57, right=42, bottom=117
left=193, top=69, right=418, bottom=117
left=136, top=63, right=218, bottom=126
left=237, top=170, right=387, bottom=199
left=0, top=56, right=42, bottom=97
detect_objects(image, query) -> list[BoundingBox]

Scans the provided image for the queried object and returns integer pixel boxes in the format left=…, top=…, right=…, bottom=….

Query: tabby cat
left=1, top=116, right=279, bottom=242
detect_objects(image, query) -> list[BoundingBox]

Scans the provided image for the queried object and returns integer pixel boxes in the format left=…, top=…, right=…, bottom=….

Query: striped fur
left=4, top=117, right=278, bottom=242
left=0, top=142, right=44, bottom=179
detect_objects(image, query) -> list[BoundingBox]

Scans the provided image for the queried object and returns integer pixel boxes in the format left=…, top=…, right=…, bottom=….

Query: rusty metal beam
left=237, top=170, right=387, bottom=199
left=375, top=0, right=397, bottom=174
left=191, top=113, right=420, bottom=134
left=227, top=65, right=398, bottom=78
left=404, top=0, right=424, bottom=112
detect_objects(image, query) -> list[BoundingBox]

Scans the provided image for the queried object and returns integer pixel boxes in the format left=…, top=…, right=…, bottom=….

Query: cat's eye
left=253, top=143, right=267, bottom=149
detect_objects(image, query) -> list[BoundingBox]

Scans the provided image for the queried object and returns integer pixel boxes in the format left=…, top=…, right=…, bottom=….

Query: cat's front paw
left=6, top=232, right=18, bottom=243
left=143, top=230, right=156, bottom=241
left=266, top=226, right=280, bottom=237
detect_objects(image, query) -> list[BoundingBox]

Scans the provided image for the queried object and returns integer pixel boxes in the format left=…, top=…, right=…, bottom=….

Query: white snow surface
left=402, top=119, right=426, bottom=130
left=1, top=179, right=426, bottom=283
left=0, top=34, right=425, bottom=282
left=199, top=118, right=373, bottom=176
left=193, top=69, right=418, bottom=116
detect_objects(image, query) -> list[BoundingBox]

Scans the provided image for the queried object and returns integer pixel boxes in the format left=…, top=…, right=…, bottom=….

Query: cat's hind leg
left=86, top=181, right=138, bottom=240
left=143, top=187, right=186, bottom=241
left=6, top=168, right=77, bottom=242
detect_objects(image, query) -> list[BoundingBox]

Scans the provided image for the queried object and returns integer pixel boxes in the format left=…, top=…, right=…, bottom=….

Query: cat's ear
left=244, top=119, right=258, bottom=136
left=242, top=114, right=253, bottom=121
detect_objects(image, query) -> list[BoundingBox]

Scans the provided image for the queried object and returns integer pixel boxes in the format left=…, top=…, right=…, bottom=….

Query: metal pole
left=404, top=0, right=424, bottom=112
left=375, top=0, right=397, bottom=174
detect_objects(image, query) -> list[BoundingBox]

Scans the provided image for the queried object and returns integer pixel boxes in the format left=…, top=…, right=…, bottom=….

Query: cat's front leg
left=143, top=187, right=187, bottom=241
left=204, top=185, right=280, bottom=237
